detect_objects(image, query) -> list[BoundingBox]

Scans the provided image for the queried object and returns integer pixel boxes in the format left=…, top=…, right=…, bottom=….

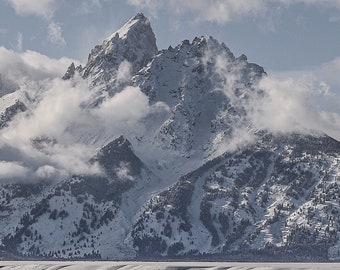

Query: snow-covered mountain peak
left=128, top=33, right=266, bottom=162
left=82, top=13, right=157, bottom=83
left=171, top=36, right=235, bottom=62
left=0, top=13, right=339, bottom=262
left=191, top=36, right=234, bottom=58
left=105, top=13, right=151, bottom=41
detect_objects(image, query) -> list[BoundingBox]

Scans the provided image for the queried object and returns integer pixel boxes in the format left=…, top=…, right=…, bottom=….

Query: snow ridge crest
left=82, top=12, right=157, bottom=80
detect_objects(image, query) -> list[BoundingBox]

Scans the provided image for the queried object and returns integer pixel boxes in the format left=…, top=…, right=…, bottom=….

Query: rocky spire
left=82, top=13, right=158, bottom=83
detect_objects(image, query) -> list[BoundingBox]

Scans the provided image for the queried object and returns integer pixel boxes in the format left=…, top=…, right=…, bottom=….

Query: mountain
left=0, top=13, right=339, bottom=261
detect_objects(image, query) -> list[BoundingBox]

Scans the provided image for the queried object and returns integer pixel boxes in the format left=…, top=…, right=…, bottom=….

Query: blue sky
left=0, top=0, right=339, bottom=91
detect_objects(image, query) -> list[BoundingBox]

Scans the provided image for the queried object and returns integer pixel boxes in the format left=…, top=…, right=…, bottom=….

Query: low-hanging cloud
left=0, top=161, right=30, bottom=180
left=270, top=56, right=340, bottom=113
left=94, top=86, right=150, bottom=131
left=0, top=46, right=77, bottom=95
left=116, top=60, right=132, bottom=84
left=0, top=76, right=100, bottom=182
left=316, top=57, right=340, bottom=94
left=251, top=75, right=340, bottom=138
left=0, top=56, right=166, bottom=183
left=205, top=47, right=340, bottom=151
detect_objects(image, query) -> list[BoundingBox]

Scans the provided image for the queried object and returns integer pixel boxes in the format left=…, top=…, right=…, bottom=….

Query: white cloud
left=252, top=76, right=323, bottom=134
left=4, top=1, right=67, bottom=47
left=204, top=47, right=340, bottom=148
left=128, top=0, right=266, bottom=23
left=93, top=86, right=150, bottom=135
left=35, top=165, right=66, bottom=180
left=4, top=0, right=58, bottom=19
left=250, top=74, right=340, bottom=141
left=39, top=143, right=103, bottom=177
left=0, top=161, right=30, bottom=180
left=48, top=21, right=66, bottom=47
left=77, top=0, right=104, bottom=14
left=318, top=57, right=340, bottom=92
left=116, top=60, right=132, bottom=84
left=0, top=46, right=77, bottom=94
left=278, top=0, right=340, bottom=10
left=3, top=79, right=91, bottom=142
left=0, top=77, right=103, bottom=181
left=16, top=32, right=23, bottom=51
left=128, top=0, right=340, bottom=25
left=0, top=56, right=164, bottom=182
left=0, top=49, right=105, bottom=182
left=270, top=56, right=340, bottom=101
left=127, top=0, right=162, bottom=16
left=115, top=161, right=134, bottom=181
left=186, top=0, right=266, bottom=24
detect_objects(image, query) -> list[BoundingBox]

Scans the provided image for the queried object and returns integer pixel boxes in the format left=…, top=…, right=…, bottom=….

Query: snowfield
left=0, top=261, right=339, bottom=270
left=0, top=13, right=339, bottom=261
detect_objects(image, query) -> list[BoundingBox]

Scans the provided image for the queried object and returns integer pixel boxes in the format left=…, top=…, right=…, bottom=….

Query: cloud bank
left=0, top=38, right=339, bottom=184
left=252, top=75, right=340, bottom=138
left=205, top=48, right=340, bottom=154
left=0, top=49, right=165, bottom=183
left=0, top=46, right=77, bottom=95
left=270, top=56, right=340, bottom=113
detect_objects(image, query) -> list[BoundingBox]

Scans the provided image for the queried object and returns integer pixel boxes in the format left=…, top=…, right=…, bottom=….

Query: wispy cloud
left=0, top=79, right=161, bottom=182
left=270, top=57, right=340, bottom=98
left=251, top=76, right=335, bottom=136
left=16, top=32, right=23, bottom=51
left=4, top=0, right=58, bottom=20
left=128, top=0, right=266, bottom=24
left=48, top=21, right=66, bottom=47
left=0, top=77, right=101, bottom=182
left=5, top=0, right=108, bottom=18
left=278, top=0, right=340, bottom=10
left=0, top=161, right=30, bottom=181
left=0, top=48, right=168, bottom=183
left=4, top=0, right=67, bottom=47
left=128, top=0, right=340, bottom=25
left=0, top=46, right=77, bottom=93
left=77, top=0, right=104, bottom=14
left=318, top=57, right=340, bottom=92
left=203, top=46, right=340, bottom=153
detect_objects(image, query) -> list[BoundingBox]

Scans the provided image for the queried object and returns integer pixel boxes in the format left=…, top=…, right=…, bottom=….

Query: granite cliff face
left=0, top=14, right=339, bottom=261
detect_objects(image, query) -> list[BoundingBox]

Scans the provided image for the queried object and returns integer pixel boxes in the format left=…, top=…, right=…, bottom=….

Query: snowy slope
left=131, top=133, right=340, bottom=260
left=0, top=13, right=339, bottom=261
left=81, top=13, right=157, bottom=89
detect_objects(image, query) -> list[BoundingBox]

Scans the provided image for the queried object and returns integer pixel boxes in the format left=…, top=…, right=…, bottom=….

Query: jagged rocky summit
left=0, top=13, right=339, bottom=261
